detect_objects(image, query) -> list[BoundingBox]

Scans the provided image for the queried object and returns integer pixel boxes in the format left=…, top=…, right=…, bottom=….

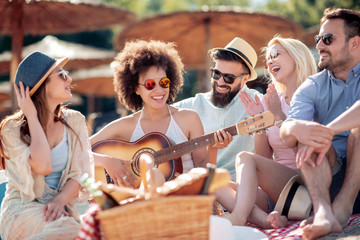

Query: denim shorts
left=330, top=157, right=360, bottom=214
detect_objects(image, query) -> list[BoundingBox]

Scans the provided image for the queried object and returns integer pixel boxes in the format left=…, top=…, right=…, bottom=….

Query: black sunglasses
left=315, top=33, right=348, bottom=46
left=210, top=68, right=248, bottom=84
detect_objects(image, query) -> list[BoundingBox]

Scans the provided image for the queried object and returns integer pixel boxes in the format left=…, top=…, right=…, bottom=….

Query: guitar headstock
left=235, top=111, right=275, bottom=135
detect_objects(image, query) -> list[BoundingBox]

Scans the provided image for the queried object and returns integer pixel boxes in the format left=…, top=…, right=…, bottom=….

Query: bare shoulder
left=171, top=106, right=201, bottom=120
left=170, top=106, right=202, bottom=134
left=90, top=112, right=139, bottom=143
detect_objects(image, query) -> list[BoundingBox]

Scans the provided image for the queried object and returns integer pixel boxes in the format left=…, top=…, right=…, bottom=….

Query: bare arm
left=281, top=119, right=333, bottom=148
left=14, top=83, right=52, bottom=175
left=327, top=100, right=360, bottom=134
left=90, top=117, right=137, bottom=186
left=43, top=179, right=80, bottom=221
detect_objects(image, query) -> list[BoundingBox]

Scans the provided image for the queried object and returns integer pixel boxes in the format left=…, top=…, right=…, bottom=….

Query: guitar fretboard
left=153, top=125, right=238, bottom=164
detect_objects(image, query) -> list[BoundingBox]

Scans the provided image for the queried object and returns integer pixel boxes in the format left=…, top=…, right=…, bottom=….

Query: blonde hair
left=264, top=36, right=317, bottom=94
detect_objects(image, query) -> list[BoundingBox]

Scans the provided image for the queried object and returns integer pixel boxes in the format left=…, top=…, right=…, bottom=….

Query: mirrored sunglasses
left=210, top=68, right=248, bottom=84
left=267, top=48, right=284, bottom=61
left=315, top=33, right=348, bottom=46
left=58, top=70, right=70, bottom=81
left=139, top=77, right=170, bottom=90
left=50, top=70, right=69, bottom=81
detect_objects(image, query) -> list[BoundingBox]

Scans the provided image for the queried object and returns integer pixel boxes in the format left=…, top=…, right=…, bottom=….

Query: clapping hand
left=239, top=91, right=263, bottom=116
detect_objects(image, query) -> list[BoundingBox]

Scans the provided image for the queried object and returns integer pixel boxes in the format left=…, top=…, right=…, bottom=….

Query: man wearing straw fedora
left=280, top=8, right=360, bottom=239
left=175, top=37, right=261, bottom=180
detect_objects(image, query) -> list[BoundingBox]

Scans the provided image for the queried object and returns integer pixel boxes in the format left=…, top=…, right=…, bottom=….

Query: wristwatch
left=274, top=119, right=284, bottom=128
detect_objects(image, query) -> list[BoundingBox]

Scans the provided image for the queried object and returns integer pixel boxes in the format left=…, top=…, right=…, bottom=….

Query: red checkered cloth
left=248, top=214, right=360, bottom=239
left=76, top=203, right=102, bottom=240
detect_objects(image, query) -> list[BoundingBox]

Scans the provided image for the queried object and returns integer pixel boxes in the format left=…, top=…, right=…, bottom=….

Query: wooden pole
left=10, top=0, right=24, bottom=113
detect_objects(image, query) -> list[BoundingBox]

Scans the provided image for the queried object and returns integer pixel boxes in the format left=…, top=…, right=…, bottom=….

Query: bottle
left=81, top=173, right=119, bottom=210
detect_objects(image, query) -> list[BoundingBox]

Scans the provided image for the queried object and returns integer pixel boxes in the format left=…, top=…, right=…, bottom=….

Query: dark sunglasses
left=139, top=77, right=170, bottom=90
left=315, top=33, right=348, bottom=46
left=210, top=68, right=248, bottom=84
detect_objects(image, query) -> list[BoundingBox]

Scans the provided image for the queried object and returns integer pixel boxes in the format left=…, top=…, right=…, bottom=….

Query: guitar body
left=92, top=132, right=183, bottom=189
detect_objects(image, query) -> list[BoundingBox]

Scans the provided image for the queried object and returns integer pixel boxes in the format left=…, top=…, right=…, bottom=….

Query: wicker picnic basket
left=96, top=195, right=215, bottom=240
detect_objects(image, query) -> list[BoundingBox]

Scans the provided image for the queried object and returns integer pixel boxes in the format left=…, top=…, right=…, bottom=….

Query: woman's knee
left=235, top=151, right=254, bottom=168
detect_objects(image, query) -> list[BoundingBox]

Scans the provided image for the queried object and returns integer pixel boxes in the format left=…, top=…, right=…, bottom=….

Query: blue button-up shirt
left=288, top=62, right=360, bottom=159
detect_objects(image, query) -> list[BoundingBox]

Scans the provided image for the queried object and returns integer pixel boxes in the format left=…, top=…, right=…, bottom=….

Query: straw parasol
left=115, top=6, right=305, bottom=91
left=71, top=64, right=115, bottom=98
left=0, top=35, right=117, bottom=74
left=0, top=0, right=135, bottom=111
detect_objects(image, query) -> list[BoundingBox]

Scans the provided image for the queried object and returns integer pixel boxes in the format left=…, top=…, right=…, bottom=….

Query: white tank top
left=130, top=107, right=194, bottom=172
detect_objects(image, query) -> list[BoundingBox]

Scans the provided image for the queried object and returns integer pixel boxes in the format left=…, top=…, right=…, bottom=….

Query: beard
left=210, top=81, right=242, bottom=108
left=318, top=44, right=351, bottom=71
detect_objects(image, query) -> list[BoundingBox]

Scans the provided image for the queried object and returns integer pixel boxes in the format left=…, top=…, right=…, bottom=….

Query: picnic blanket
left=249, top=214, right=360, bottom=239
left=77, top=204, right=360, bottom=240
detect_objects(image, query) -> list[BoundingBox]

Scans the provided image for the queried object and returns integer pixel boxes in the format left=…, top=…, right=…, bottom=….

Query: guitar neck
left=153, top=111, right=274, bottom=165
left=154, top=125, right=237, bottom=164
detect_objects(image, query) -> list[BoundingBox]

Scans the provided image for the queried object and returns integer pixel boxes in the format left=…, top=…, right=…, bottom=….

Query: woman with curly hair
left=90, top=40, right=231, bottom=187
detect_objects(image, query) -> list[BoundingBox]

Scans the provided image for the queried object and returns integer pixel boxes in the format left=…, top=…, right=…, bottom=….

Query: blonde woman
left=215, top=37, right=317, bottom=228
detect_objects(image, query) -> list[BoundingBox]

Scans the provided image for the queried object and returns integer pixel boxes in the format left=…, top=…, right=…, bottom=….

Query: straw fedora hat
left=15, top=51, right=68, bottom=96
left=209, top=37, right=258, bottom=81
left=274, top=175, right=312, bottom=220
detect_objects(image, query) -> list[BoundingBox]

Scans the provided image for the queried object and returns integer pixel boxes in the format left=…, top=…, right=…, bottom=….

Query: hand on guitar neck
left=92, top=111, right=275, bottom=189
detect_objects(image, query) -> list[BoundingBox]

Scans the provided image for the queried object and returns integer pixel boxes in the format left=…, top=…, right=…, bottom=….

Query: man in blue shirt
left=174, top=37, right=262, bottom=180
left=280, top=8, right=360, bottom=240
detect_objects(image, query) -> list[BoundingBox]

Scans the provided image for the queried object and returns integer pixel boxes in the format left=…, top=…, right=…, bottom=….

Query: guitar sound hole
left=132, top=148, right=156, bottom=177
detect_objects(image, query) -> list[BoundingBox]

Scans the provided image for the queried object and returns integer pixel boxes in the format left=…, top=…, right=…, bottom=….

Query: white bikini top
left=130, top=106, right=194, bottom=172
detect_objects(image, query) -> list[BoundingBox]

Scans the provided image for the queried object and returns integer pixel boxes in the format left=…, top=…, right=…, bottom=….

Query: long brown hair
left=0, top=77, right=80, bottom=169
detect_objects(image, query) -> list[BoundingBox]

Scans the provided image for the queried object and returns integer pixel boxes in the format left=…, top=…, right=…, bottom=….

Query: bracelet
left=274, top=119, right=284, bottom=128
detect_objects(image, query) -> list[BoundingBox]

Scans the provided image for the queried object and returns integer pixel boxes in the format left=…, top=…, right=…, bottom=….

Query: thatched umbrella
left=115, top=6, right=305, bottom=91
left=0, top=0, right=135, bottom=111
left=0, top=35, right=117, bottom=74
left=71, top=64, right=115, bottom=98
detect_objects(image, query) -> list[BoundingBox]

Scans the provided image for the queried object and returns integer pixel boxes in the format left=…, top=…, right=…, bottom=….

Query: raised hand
left=239, top=91, right=263, bottom=116
left=14, top=82, right=37, bottom=119
left=264, top=84, right=283, bottom=119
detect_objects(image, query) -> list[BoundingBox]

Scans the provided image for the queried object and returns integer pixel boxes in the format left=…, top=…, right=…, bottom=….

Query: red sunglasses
left=139, top=78, right=170, bottom=90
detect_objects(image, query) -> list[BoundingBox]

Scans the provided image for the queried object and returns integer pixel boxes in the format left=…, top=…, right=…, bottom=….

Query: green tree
left=263, top=0, right=360, bottom=28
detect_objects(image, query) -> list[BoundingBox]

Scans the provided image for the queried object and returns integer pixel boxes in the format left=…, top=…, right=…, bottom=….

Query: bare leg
left=332, top=127, right=360, bottom=226
left=217, top=151, right=296, bottom=227
left=300, top=148, right=342, bottom=240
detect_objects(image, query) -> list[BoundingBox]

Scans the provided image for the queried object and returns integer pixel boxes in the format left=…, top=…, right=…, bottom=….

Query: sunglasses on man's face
left=210, top=68, right=248, bottom=84
left=139, top=77, right=170, bottom=90
left=314, top=33, right=348, bottom=46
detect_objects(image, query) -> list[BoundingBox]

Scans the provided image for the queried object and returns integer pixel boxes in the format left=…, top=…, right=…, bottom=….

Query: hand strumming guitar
left=93, top=152, right=138, bottom=188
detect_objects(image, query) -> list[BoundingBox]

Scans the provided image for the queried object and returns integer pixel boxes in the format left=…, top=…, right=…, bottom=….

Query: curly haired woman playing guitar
left=90, top=40, right=232, bottom=189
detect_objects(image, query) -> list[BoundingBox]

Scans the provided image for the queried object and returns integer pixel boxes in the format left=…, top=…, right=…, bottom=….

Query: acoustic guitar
left=92, top=111, right=274, bottom=188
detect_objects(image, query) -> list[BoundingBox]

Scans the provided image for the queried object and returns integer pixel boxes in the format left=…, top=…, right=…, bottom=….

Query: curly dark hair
left=113, top=40, right=185, bottom=112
